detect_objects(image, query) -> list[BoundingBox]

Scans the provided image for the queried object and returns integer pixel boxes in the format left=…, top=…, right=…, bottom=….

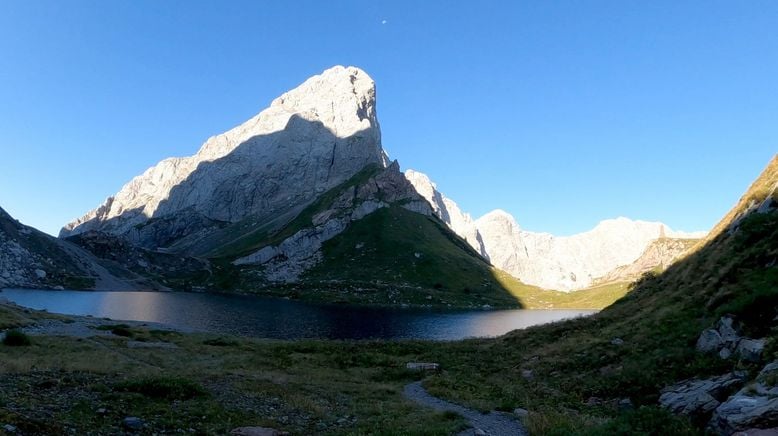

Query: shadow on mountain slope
left=105, top=115, right=384, bottom=252
left=64, top=115, right=530, bottom=307
left=419, top=155, right=778, bottom=433
left=299, top=204, right=528, bottom=308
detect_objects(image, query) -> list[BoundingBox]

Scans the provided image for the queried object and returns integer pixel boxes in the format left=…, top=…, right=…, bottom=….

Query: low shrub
left=2, top=329, right=31, bottom=346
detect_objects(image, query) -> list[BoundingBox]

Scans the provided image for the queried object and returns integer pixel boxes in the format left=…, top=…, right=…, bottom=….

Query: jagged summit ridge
left=61, top=66, right=388, bottom=242
left=403, top=170, right=485, bottom=253
left=476, top=212, right=705, bottom=291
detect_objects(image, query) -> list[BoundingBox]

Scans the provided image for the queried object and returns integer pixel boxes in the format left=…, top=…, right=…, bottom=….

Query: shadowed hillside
left=419, top=155, right=778, bottom=434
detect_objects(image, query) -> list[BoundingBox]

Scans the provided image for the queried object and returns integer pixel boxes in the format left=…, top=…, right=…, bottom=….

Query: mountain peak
left=478, top=209, right=520, bottom=227
left=61, top=66, right=387, bottom=241
left=268, top=65, right=378, bottom=139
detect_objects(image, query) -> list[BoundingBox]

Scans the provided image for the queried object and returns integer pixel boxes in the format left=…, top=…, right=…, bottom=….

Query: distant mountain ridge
left=0, top=206, right=156, bottom=291
left=405, top=168, right=707, bottom=291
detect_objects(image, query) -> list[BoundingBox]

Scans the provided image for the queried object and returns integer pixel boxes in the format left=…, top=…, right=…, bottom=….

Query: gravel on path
left=404, top=381, right=526, bottom=436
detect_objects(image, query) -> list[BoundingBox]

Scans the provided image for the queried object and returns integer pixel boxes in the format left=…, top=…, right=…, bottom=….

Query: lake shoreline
left=0, top=289, right=596, bottom=341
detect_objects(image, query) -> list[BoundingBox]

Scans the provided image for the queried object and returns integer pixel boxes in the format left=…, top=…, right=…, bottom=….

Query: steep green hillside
left=199, top=163, right=551, bottom=309
left=299, top=205, right=532, bottom=308
left=418, top=155, right=778, bottom=433
left=179, top=164, right=385, bottom=259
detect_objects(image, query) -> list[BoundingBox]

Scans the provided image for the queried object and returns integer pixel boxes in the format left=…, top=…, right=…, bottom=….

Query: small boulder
left=406, top=362, right=439, bottom=371
left=736, top=338, right=766, bottom=363
left=513, top=407, right=529, bottom=418
left=697, top=329, right=724, bottom=353
left=611, top=338, right=625, bottom=346
left=3, top=424, right=17, bottom=433
left=710, top=393, right=778, bottom=434
left=718, top=316, right=741, bottom=346
left=710, top=361, right=778, bottom=434
left=34, top=269, right=46, bottom=279
left=761, top=361, right=778, bottom=378
left=122, top=417, right=144, bottom=431
left=521, top=369, right=534, bottom=380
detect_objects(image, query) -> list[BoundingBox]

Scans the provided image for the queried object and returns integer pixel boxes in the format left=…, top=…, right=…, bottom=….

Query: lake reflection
left=0, top=289, right=595, bottom=341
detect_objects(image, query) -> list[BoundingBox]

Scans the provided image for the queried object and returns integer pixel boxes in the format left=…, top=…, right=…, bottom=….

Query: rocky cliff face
left=233, top=162, right=432, bottom=282
left=0, top=207, right=143, bottom=290
left=405, top=169, right=707, bottom=291
left=61, top=66, right=389, bottom=249
left=403, top=170, right=485, bottom=255
left=598, top=237, right=700, bottom=283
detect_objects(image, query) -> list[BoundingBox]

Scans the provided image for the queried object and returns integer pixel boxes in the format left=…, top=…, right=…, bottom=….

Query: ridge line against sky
left=0, top=1, right=776, bottom=237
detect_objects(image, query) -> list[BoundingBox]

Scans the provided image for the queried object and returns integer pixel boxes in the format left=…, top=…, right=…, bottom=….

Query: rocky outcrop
left=696, top=316, right=766, bottom=362
left=710, top=361, right=778, bottom=434
left=659, top=372, right=746, bottom=424
left=0, top=206, right=142, bottom=290
left=662, top=314, right=775, bottom=433
left=403, top=170, right=485, bottom=255
left=62, top=66, right=389, bottom=249
left=234, top=162, right=432, bottom=282
left=405, top=169, right=706, bottom=291
left=0, top=206, right=84, bottom=289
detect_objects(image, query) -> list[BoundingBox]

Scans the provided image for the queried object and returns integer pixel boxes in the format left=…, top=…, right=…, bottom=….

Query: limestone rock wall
left=61, top=66, right=388, bottom=246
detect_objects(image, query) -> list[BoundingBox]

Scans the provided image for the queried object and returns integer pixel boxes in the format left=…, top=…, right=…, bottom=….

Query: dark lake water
left=0, top=289, right=595, bottom=341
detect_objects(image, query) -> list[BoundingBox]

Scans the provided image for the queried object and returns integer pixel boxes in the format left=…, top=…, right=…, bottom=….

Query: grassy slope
left=421, top=155, right=778, bottom=434
left=0, top=314, right=467, bottom=435
left=206, top=166, right=558, bottom=309
left=239, top=199, right=628, bottom=310
left=300, top=205, right=532, bottom=308
left=494, top=270, right=631, bottom=309
left=199, top=164, right=384, bottom=260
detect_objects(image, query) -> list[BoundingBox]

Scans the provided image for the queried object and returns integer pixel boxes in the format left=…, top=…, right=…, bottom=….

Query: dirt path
left=404, top=381, right=526, bottom=436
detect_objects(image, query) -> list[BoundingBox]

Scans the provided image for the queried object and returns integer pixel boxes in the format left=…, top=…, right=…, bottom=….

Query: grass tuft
left=115, top=376, right=207, bottom=401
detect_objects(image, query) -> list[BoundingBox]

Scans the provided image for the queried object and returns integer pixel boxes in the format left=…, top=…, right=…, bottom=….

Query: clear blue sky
left=1, top=1, right=776, bottom=236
